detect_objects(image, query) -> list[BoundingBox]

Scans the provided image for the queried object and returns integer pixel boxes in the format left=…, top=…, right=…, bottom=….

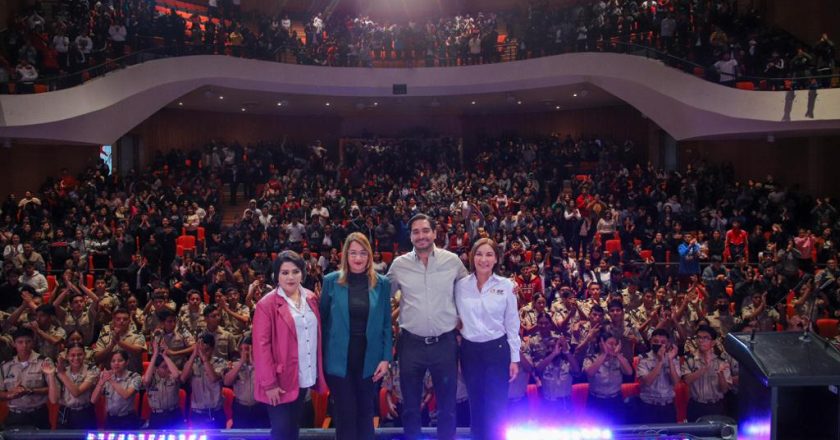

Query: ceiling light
left=277, top=102, right=283, bottom=106
left=240, top=108, right=246, bottom=112
left=178, top=102, right=183, bottom=106
left=517, top=100, right=522, bottom=105
left=572, top=93, right=578, bottom=97
left=219, top=96, right=224, bottom=100
left=373, top=102, right=379, bottom=106
left=325, top=102, right=331, bottom=107
left=556, top=105, right=561, bottom=110
left=471, top=101, right=476, bottom=105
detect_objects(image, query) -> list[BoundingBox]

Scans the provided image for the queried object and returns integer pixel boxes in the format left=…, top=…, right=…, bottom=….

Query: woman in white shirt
left=455, top=238, right=521, bottom=440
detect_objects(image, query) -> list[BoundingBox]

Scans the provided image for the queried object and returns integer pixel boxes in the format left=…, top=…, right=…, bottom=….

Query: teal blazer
left=320, top=271, right=393, bottom=379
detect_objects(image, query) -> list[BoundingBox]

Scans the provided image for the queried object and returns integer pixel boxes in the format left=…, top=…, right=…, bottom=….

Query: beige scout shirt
left=146, top=373, right=181, bottom=412
left=680, top=355, right=732, bottom=404
left=221, top=303, right=250, bottom=339
left=62, top=305, right=98, bottom=346
left=387, top=246, right=469, bottom=337
left=94, top=330, right=146, bottom=373
left=636, top=354, right=679, bottom=405
left=178, top=304, right=207, bottom=336
left=190, top=356, right=226, bottom=410
left=0, top=352, right=52, bottom=411
left=59, top=366, right=99, bottom=409
left=35, top=324, right=67, bottom=360
left=228, top=363, right=257, bottom=406
left=103, top=371, right=141, bottom=416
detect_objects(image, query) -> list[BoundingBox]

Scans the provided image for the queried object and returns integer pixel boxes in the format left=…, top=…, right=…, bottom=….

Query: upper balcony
left=1, top=49, right=839, bottom=145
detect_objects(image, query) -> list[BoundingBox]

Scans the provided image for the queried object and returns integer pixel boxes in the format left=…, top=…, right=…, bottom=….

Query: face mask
left=650, top=344, right=662, bottom=353
left=717, top=304, right=728, bottom=311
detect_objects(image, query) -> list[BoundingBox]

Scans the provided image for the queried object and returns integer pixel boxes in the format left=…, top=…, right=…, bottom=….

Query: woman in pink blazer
left=253, top=250, right=328, bottom=440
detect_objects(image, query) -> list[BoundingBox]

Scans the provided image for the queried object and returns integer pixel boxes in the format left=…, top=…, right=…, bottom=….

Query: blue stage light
left=506, top=425, right=613, bottom=440
left=86, top=432, right=207, bottom=440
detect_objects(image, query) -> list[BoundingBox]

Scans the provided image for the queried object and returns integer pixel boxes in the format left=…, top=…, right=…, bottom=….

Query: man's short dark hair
left=198, top=331, right=216, bottom=347
left=36, top=304, right=57, bottom=316
left=607, top=300, right=623, bottom=312
left=590, top=305, right=605, bottom=316
left=651, top=328, right=671, bottom=340
left=696, top=325, right=718, bottom=340
left=112, top=308, right=130, bottom=318
left=12, top=327, right=35, bottom=340
left=407, top=213, right=435, bottom=232
left=157, top=309, right=176, bottom=321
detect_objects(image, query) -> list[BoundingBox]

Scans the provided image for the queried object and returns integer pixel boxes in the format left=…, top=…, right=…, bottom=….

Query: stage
left=0, top=422, right=738, bottom=440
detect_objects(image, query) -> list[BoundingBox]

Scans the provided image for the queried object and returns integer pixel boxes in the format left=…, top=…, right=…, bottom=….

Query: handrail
left=3, top=34, right=838, bottom=94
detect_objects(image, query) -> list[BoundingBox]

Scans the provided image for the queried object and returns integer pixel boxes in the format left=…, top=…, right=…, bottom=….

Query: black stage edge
left=725, top=331, right=840, bottom=440
left=0, top=422, right=737, bottom=440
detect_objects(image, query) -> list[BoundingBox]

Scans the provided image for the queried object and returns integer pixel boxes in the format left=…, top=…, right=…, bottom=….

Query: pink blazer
left=253, top=286, right=328, bottom=405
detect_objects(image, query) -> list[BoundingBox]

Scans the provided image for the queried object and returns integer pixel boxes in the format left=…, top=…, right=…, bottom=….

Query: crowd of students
left=1, top=132, right=839, bottom=433
left=1, top=0, right=835, bottom=91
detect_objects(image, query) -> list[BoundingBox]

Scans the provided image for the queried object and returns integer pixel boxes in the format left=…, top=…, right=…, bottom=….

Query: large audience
left=1, top=131, right=839, bottom=430
left=1, top=0, right=835, bottom=91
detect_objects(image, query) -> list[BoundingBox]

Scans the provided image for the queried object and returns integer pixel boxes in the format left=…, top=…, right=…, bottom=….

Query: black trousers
left=635, top=400, right=675, bottom=424
left=59, top=405, right=97, bottom=430
left=327, top=335, right=376, bottom=440
left=398, top=330, right=458, bottom=440
left=460, top=336, right=510, bottom=440
left=106, top=413, right=141, bottom=430
left=588, top=394, right=627, bottom=425
left=266, top=388, right=307, bottom=440
left=5, top=405, right=50, bottom=429
left=190, top=407, right=226, bottom=429
left=148, top=407, right=184, bottom=429
left=687, top=399, right=725, bottom=423
left=233, top=401, right=269, bottom=428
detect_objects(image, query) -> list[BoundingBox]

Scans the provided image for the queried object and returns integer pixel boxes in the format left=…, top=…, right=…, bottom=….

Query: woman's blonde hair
left=338, top=232, right=378, bottom=288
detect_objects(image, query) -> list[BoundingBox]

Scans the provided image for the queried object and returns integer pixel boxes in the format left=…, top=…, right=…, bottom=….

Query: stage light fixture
left=178, top=102, right=183, bottom=106
left=218, top=96, right=224, bottom=100
left=325, top=102, right=331, bottom=106
left=373, top=102, right=379, bottom=106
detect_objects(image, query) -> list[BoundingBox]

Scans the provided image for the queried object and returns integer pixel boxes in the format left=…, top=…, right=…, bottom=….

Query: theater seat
left=621, top=382, right=640, bottom=399
left=379, top=388, right=389, bottom=419
left=640, top=250, right=652, bottom=260
left=605, top=239, right=621, bottom=255
left=176, top=235, right=197, bottom=256
left=735, top=81, right=755, bottom=90
left=674, top=382, right=689, bottom=422
left=571, top=383, right=589, bottom=411
left=526, top=383, right=541, bottom=414
left=311, top=390, right=329, bottom=429
left=381, top=251, right=394, bottom=265
left=816, top=319, right=840, bottom=338
left=223, top=387, right=234, bottom=427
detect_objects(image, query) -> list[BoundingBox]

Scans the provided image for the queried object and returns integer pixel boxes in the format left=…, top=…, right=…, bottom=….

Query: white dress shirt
left=276, top=288, right=318, bottom=388
left=455, top=273, right=521, bottom=362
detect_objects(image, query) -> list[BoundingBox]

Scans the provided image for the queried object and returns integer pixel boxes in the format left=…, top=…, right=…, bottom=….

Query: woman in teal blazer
left=320, top=232, right=392, bottom=440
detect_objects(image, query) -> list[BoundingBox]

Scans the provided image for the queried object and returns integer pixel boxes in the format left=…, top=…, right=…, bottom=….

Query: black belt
left=152, top=407, right=179, bottom=414
left=402, top=329, right=456, bottom=345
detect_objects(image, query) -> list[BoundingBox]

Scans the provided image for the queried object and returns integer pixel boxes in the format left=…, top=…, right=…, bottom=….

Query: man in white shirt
left=714, top=52, right=740, bottom=86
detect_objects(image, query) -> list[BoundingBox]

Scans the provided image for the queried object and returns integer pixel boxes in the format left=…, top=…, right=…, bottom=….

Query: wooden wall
left=0, top=143, right=100, bottom=200
left=129, top=108, right=342, bottom=164
left=680, top=135, right=840, bottom=197
left=461, top=105, right=651, bottom=147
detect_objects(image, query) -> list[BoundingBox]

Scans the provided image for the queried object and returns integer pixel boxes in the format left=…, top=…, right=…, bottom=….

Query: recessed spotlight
left=241, top=108, right=246, bottom=112
left=325, top=102, right=331, bottom=107
left=277, top=102, right=283, bottom=106
left=219, top=96, right=224, bottom=100
left=555, top=105, right=561, bottom=110
left=471, top=101, right=476, bottom=105
left=178, top=102, right=183, bottom=106
left=517, top=100, right=522, bottom=105
left=572, top=93, right=578, bottom=97
left=373, top=102, right=379, bottom=106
